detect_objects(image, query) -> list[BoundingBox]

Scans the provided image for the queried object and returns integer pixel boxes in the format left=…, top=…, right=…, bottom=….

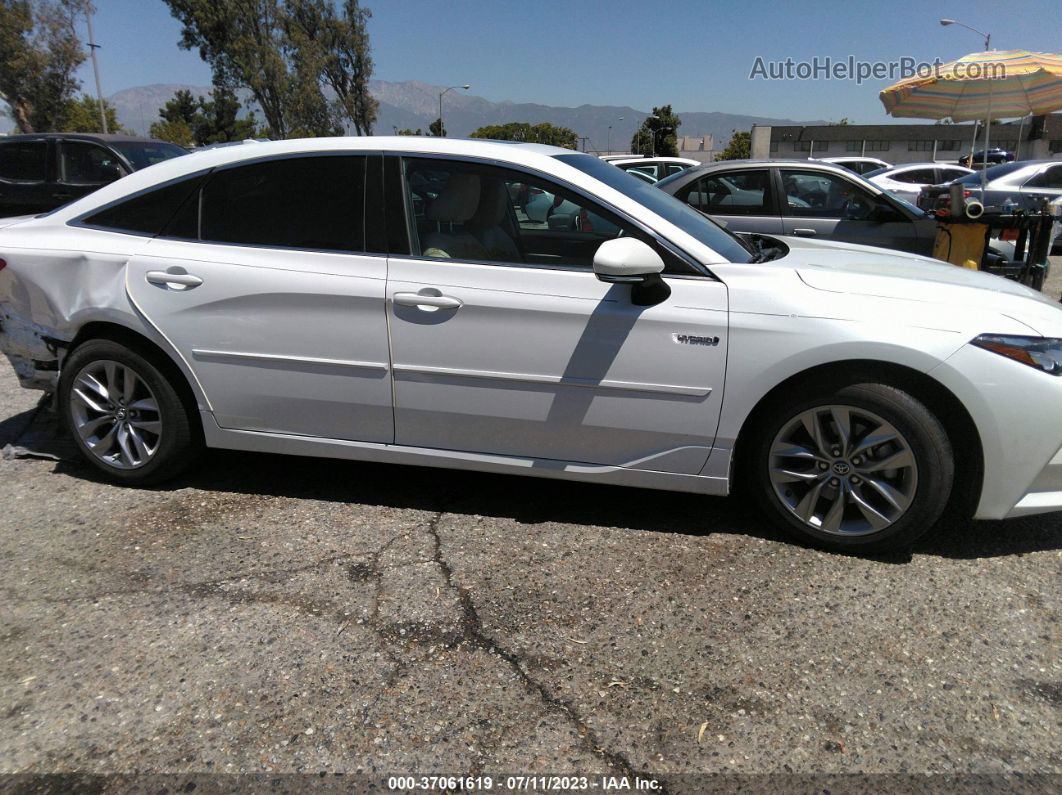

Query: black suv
left=0, top=133, right=187, bottom=217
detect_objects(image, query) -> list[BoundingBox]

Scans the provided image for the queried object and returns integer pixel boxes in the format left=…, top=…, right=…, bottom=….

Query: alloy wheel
left=70, top=359, right=163, bottom=470
left=768, top=404, right=919, bottom=536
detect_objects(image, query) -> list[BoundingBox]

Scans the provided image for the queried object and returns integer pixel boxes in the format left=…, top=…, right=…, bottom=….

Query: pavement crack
left=424, top=507, right=651, bottom=783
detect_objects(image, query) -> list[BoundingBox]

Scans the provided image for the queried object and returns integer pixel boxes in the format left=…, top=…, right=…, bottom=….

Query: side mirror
left=593, top=237, right=665, bottom=284
left=593, top=238, right=670, bottom=306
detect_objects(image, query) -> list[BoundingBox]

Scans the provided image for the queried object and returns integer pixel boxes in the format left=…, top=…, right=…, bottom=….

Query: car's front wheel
left=748, top=382, right=954, bottom=553
left=59, top=339, right=200, bottom=485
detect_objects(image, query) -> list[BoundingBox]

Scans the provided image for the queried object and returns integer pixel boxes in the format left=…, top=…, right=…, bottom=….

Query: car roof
left=610, top=157, right=698, bottom=165
left=1, top=132, right=176, bottom=145
left=684, top=158, right=859, bottom=172
left=37, top=136, right=598, bottom=223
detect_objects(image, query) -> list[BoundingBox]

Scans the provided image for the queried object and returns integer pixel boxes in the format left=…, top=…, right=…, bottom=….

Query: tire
left=58, top=339, right=200, bottom=485
left=745, top=382, right=954, bottom=554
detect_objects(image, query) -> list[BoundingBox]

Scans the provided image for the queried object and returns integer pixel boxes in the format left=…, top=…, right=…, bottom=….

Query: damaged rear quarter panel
left=0, top=224, right=152, bottom=390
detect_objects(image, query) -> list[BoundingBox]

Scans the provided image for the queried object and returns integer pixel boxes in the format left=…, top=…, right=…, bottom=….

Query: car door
left=779, top=167, right=925, bottom=254
left=674, top=168, right=782, bottom=235
left=386, top=156, right=728, bottom=475
left=55, top=140, right=127, bottom=205
left=0, top=139, right=54, bottom=216
left=123, top=153, right=394, bottom=443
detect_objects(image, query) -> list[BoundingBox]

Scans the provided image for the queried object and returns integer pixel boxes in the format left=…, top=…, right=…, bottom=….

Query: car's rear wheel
left=59, top=339, right=199, bottom=485
left=748, top=382, right=954, bottom=553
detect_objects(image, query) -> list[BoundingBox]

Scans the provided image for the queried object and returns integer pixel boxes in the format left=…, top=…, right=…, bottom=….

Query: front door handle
left=393, top=291, right=463, bottom=310
left=146, top=270, right=203, bottom=289
left=792, top=228, right=817, bottom=237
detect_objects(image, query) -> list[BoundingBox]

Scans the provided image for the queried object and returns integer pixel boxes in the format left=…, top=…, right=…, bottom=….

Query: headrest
left=471, top=178, right=509, bottom=226
left=427, top=173, right=481, bottom=222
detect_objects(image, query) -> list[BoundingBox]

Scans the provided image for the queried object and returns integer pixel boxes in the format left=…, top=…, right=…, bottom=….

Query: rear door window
left=200, top=155, right=366, bottom=252
left=890, top=168, right=936, bottom=184
left=0, top=141, right=48, bottom=182
left=678, top=169, right=773, bottom=216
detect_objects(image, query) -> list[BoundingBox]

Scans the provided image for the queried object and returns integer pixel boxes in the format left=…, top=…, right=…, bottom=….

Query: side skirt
left=201, top=412, right=729, bottom=497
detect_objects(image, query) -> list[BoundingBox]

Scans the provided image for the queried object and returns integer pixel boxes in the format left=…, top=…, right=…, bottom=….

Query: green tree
left=428, top=117, right=445, bottom=137
left=165, top=0, right=297, bottom=137
left=163, top=0, right=377, bottom=139
left=716, top=129, right=751, bottom=161
left=284, top=0, right=376, bottom=134
left=828, top=117, right=850, bottom=126
left=395, top=127, right=422, bottom=136
left=630, top=105, right=680, bottom=156
left=149, top=118, right=195, bottom=146
left=0, top=0, right=86, bottom=132
left=469, top=122, right=578, bottom=149
left=195, top=81, right=264, bottom=143
left=158, top=88, right=199, bottom=127
left=150, top=83, right=263, bottom=146
left=61, top=93, right=123, bottom=133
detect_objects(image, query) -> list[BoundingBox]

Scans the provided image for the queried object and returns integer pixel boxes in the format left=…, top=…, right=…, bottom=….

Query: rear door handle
left=792, top=228, right=817, bottom=237
left=393, top=291, right=463, bottom=310
left=146, top=270, right=203, bottom=289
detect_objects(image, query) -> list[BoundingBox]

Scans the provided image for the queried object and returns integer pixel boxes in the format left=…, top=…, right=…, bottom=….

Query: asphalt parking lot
left=0, top=265, right=1060, bottom=790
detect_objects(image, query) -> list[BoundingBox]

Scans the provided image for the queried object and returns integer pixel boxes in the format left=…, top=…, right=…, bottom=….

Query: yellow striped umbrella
left=880, top=50, right=1062, bottom=121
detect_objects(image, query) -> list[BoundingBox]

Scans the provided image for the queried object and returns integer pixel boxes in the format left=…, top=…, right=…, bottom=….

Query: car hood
left=776, top=235, right=1062, bottom=335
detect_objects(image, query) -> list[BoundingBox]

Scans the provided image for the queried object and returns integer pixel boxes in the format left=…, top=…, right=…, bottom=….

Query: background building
left=750, top=114, right=1062, bottom=164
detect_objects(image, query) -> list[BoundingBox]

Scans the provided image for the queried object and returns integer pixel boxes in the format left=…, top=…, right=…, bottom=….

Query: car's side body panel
left=387, top=257, right=728, bottom=474
left=125, top=238, right=394, bottom=443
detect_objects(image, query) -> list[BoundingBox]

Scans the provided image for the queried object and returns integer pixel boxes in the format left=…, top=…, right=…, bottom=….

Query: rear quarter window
left=78, top=174, right=207, bottom=236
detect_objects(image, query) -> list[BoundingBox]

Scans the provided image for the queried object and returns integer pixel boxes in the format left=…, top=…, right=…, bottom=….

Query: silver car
left=5, top=137, right=1062, bottom=554
left=657, top=159, right=938, bottom=255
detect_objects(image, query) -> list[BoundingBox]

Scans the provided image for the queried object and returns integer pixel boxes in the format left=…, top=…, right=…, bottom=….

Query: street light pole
left=939, top=18, right=991, bottom=51
left=607, top=116, right=623, bottom=155
left=84, top=1, right=107, bottom=133
left=437, top=84, right=470, bottom=137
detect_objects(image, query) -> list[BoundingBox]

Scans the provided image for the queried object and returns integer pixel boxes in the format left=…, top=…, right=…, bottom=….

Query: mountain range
left=100, top=79, right=825, bottom=150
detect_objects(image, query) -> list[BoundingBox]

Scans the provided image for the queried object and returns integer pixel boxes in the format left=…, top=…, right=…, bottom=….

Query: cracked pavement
left=0, top=352, right=1059, bottom=790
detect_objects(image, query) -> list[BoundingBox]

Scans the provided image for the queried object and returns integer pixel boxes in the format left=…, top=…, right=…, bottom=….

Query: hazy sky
left=79, top=0, right=1061, bottom=122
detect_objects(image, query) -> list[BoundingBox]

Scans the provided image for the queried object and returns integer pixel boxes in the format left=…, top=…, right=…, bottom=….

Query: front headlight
left=971, top=334, right=1062, bottom=376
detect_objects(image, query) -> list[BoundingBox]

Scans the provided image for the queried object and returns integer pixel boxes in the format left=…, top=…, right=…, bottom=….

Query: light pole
left=84, top=1, right=107, bottom=133
left=941, top=18, right=994, bottom=185
left=437, top=84, right=470, bottom=137
left=939, top=18, right=991, bottom=51
left=607, top=116, right=623, bottom=155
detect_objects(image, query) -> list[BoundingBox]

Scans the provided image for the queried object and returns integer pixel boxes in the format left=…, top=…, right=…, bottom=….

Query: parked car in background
left=958, top=148, right=1014, bottom=168
left=0, top=133, right=187, bottom=217
left=865, top=162, right=974, bottom=203
left=919, top=160, right=1062, bottom=254
left=608, top=157, right=699, bottom=180
left=657, top=159, right=939, bottom=255
left=6, top=136, right=1062, bottom=553
left=819, top=156, right=892, bottom=175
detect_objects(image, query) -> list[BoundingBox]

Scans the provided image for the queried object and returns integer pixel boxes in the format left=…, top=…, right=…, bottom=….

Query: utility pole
left=84, top=2, right=107, bottom=133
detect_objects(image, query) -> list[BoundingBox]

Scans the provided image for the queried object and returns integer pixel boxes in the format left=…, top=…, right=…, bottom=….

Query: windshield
left=955, top=162, right=1026, bottom=184
left=863, top=167, right=889, bottom=179
left=554, top=153, right=753, bottom=263
left=112, top=141, right=188, bottom=170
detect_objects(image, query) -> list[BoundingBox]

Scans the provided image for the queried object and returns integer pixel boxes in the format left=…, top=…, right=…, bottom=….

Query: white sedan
left=867, top=162, right=974, bottom=203
left=3, top=137, right=1062, bottom=553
